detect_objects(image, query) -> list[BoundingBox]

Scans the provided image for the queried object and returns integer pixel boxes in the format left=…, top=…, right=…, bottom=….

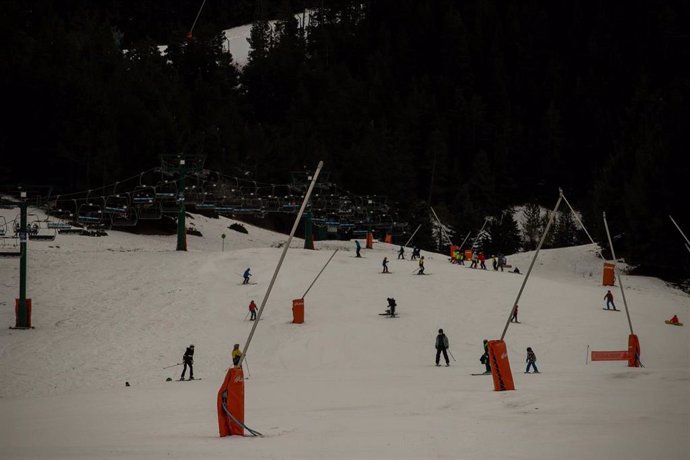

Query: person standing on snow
left=480, top=339, right=491, bottom=374
left=510, top=304, right=519, bottom=323
left=525, top=347, right=539, bottom=373
left=417, top=256, right=425, bottom=274
left=398, top=246, right=405, bottom=260
left=355, top=240, right=362, bottom=257
left=248, top=300, right=257, bottom=321
left=470, top=252, right=479, bottom=269
left=243, top=268, right=252, bottom=285
left=411, top=246, right=419, bottom=261
left=604, top=290, right=617, bottom=310
left=232, top=344, right=242, bottom=368
left=382, top=257, right=389, bottom=273
left=181, top=344, right=194, bottom=380
left=435, top=329, right=450, bottom=367
left=479, top=252, right=487, bottom=270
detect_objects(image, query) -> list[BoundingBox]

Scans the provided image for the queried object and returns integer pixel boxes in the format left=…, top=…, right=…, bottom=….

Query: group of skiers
left=435, top=331, right=539, bottom=373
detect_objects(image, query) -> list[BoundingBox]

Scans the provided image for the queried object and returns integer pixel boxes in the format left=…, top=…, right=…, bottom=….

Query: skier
left=411, top=246, right=419, bottom=261
left=417, top=256, right=425, bottom=275
left=669, top=314, right=680, bottom=325
left=248, top=300, right=257, bottom=321
left=456, top=249, right=464, bottom=265
left=243, top=268, right=252, bottom=285
left=480, top=339, right=491, bottom=373
left=382, top=256, right=389, bottom=273
left=435, top=329, right=450, bottom=367
left=398, top=246, right=405, bottom=260
left=510, top=304, right=519, bottom=323
left=470, top=252, right=478, bottom=269
left=479, top=252, right=487, bottom=270
left=492, top=256, right=498, bottom=271
left=497, top=253, right=506, bottom=272
left=525, top=347, right=539, bottom=373
left=232, top=344, right=242, bottom=368
left=180, top=344, right=194, bottom=380
left=604, top=290, right=617, bottom=310
left=384, top=297, right=397, bottom=316
left=355, top=239, right=362, bottom=257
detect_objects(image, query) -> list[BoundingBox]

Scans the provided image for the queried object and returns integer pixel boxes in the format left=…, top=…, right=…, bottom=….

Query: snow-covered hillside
left=1, top=206, right=688, bottom=459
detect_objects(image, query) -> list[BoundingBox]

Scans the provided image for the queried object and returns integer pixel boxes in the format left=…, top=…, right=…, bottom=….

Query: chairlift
left=136, top=201, right=163, bottom=220
left=104, top=194, right=130, bottom=214
left=77, top=202, right=105, bottom=225
left=132, top=185, right=156, bottom=205
left=110, top=206, right=138, bottom=227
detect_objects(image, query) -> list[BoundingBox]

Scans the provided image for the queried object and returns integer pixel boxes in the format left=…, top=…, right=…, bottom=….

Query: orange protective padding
left=628, top=334, right=641, bottom=367
left=217, top=367, right=245, bottom=437
left=464, top=249, right=473, bottom=261
left=602, top=262, right=615, bottom=286
left=366, top=232, right=374, bottom=249
left=488, top=340, right=515, bottom=391
left=292, top=298, right=305, bottom=324
left=384, top=234, right=393, bottom=244
left=450, top=245, right=459, bottom=258
left=590, top=350, right=629, bottom=361
left=14, top=298, right=32, bottom=328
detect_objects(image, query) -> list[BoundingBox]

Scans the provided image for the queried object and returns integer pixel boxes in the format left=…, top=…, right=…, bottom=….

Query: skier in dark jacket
left=181, top=344, right=194, bottom=380
left=480, top=339, right=491, bottom=373
left=525, top=347, right=539, bottom=373
left=385, top=297, right=397, bottom=316
left=411, top=246, right=419, bottom=261
left=398, top=246, right=405, bottom=260
left=604, top=290, right=617, bottom=310
left=355, top=240, right=362, bottom=257
left=243, top=268, right=252, bottom=285
left=382, top=257, right=389, bottom=273
left=435, top=329, right=450, bottom=366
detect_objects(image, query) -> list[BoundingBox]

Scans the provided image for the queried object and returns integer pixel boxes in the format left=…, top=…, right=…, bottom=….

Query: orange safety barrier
left=384, top=234, right=393, bottom=244
left=14, top=298, right=32, bottom=328
left=628, top=334, right=641, bottom=367
left=366, top=232, right=374, bottom=249
left=217, top=367, right=245, bottom=437
left=602, top=262, right=615, bottom=286
left=488, top=340, right=515, bottom=391
left=292, top=298, right=305, bottom=324
left=590, top=350, right=628, bottom=361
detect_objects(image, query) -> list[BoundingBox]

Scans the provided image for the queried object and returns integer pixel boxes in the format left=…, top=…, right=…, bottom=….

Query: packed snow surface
left=0, top=206, right=688, bottom=459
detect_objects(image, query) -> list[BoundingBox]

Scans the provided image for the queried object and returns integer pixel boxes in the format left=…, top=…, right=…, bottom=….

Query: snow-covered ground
left=1, top=206, right=688, bottom=459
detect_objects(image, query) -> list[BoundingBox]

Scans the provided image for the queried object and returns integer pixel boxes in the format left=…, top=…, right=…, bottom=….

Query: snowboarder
left=435, top=329, right=450, bottom=367
left=398, top=246, right=405, bottom=260
left=417, top=256, right=425, bottom=275
left=248, top=300, right=257, bottom=321
left=382, top=257, right=389, bottom=273
left=180, top=344, right=194, bottom=380
left=480, top=339, right=491, bottom=373
left=479, top=252, right=487, bottom=270
left=232, top=344, right=242, bottom=368
left=510, top=304, right=519, bottom=323
left=604, top=290, right=617, bottom=310
left=243, top=268, right=252, bottom=285
left=355, top=239, right=362, bottom=257
left=525, top=347, right=539, bottom=373
left=384, top=297, right=397, bottom=316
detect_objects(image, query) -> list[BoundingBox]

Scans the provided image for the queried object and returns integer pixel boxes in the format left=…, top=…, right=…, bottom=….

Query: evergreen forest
left=1, top=0, right=689, bottom=282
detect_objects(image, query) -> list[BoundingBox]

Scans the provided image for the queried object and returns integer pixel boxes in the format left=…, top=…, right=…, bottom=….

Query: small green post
left=304, top=211, right=314, bottom=249
left=176, top=159, right=187, bottom=251
left=16, top=192, right=30, bottom=328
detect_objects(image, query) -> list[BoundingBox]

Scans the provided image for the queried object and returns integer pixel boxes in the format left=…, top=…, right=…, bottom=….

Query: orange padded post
left=366, top=232, right=374, bottom=249
left=488, top=340, right=515, bottom=391
left=217, top=367, right=245, bottom=437
left=464, top=249, right=473, bottom=262
left=292, top=298, right=305, bottom=324
left=450, top=245, right=459, bottom=258
left=602, top=262, right=615, bottom=286
left=628, top=334, right=640, bottom=367
left=384, top=234, right=393, bottom=244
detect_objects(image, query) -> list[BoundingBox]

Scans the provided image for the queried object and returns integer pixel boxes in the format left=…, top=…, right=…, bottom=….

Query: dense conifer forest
left=1, top=1, right=689, bottom=282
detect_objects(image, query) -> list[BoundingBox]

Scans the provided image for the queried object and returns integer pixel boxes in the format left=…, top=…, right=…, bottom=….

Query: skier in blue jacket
left=243, top=268, right=252, bottom=284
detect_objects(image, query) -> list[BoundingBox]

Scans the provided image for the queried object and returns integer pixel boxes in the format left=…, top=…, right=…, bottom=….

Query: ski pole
left=163, top=363, right=182, bottom=369
left=448, top=349, right=456, bottom=362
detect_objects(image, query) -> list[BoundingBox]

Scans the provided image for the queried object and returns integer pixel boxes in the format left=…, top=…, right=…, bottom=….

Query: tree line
left=1, top=0, right=688, bottom=282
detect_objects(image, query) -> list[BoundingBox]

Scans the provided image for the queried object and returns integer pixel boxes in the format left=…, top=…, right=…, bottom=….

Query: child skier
left=479, top=252, right=487, bottom=270
left=480, top=339, right=491, bottom=373
left=385, top=297, right=397, bottom=316
left=510, top=304, right=519, bottom=323
left=604, top=290, right=617, bottom=310
left=248, top=300, right=257, bottom=321
left=355, top=240, right=362, bottom=257
left=398, top=246, right=405, bottom=259
left=382, top=257, right=389, bottom=273
left=417, top=256, right=425, bottom=274
left=180, top=344, right=194, bottom=380
left=411, top=246, right=419, bottom=261
left=243, top=268, right=252, bottom=285
left=525, top=347, right=539, bottom=373
left=435, top=329, right=450, bottom=367
left=232, top=344, right=242, bottom=368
